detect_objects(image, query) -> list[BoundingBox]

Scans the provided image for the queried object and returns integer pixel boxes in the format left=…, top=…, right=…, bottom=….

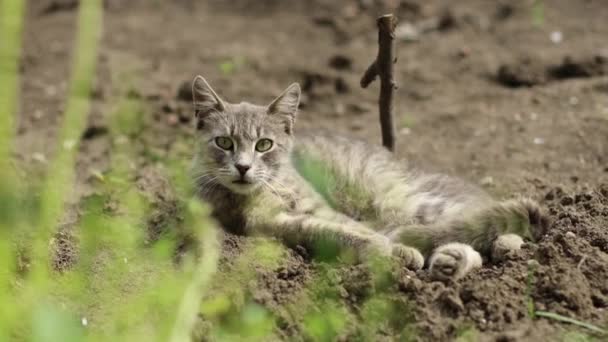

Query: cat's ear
left=267, top=83, right=301, bottom=134
left=192, top=76, right=225, bottom=119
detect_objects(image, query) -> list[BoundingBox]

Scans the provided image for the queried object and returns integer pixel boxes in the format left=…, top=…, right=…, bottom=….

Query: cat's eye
left=215, top=136, right=234, bottom=150
left=255, top=138, right=273, bottom=152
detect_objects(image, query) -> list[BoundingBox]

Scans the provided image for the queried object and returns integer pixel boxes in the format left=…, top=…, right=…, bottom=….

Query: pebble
left=480, top=176, right=494, bottom=186
left=565, top=231, right=576, bottom=238
left=328, top=54, right=352, bottom=71
left=550, top=31, right=563, bottom=44
left=31, top=152, right=47, bottom=164
left=63, top=139, right=76, bottom=150
left=33, top=109, right=44, bottom=121
left=166, top=114, right=179, bottom=126
left=530, top=112, right=538, bottom=121
left=533, top=137, right=545, bottom=145
left=400, top=127, right=411, bottom=135
left=527, top=259, right=540, bottom=268
left=395, top=23, right=420, bottom=41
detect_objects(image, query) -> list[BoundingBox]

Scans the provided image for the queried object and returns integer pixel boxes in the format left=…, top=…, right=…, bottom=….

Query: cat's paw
left=392, top=244, right=424, bottom=270
left=492, top=233, right=524, bottom=262
left=428, top=243, right=482, bottom=281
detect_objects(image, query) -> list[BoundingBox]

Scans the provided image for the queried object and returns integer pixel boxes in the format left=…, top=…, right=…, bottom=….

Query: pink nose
left=235, top=164, right=251, bottom=176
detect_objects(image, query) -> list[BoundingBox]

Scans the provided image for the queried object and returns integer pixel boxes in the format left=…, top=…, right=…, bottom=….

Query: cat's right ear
left=192, top=76, right=225, bottom=122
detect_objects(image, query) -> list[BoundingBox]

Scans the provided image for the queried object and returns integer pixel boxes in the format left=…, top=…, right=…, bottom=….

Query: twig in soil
left=360, top=14, right=398, bottom=152
left=535, top=311, right=607, bottom=335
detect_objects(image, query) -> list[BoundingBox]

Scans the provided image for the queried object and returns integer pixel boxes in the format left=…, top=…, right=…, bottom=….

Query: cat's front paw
left=392, top=244, right=424, bottom=270
left=428, top=243, right=482, bottom=281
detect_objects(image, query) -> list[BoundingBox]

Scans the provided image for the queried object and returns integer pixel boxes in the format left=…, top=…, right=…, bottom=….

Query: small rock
left=167, top=114, right=179, bottom=126
left=533, top=137, right=545, bottom=145
left=176, top=81, right=193, bottom=101
left=395, top=22, right=420, bottom=41
left=334, top=102, right=345, bottom=116
left=456, top=47, right=470, bottom=59
left=480, top=176, right=494, bottom=186
left=82, top=125, right=108, bottom=140
left=162, top=101, right=177, bottom=113
left=41, top=0, right=78, bottom=15
left=345, top=102, right=371, bottom=115
left=530, top=112, right=538, bottom=120
left=45, top=85, right=58, bottom=97
left=31, top=152, right=47, bottom=164
left=560, top=196, right=574, bottom=206
left=438, top=10, right=458, bottom=31
left=495, top=4, right=514, bottom=20
left=514, top=113, right=522, bottom=121
left=334, top=77, right=349, bottom=94
left=565, top=231, right=576, bottom=238
left=399, top=127, right=411, bottom=135
left=527, top=259, right=540, bottom=268
left=341, top=3, right=359, bottom=19
left=178, top=109, right=192, bottom=124
left=33, top=109, right=44, bottom=121
left=550, top=31, right=563, bottom=44
left=328, top=54, right=352, bottom=70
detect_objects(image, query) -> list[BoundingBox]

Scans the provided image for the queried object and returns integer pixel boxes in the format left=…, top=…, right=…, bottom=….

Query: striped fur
left=191, top=77, right=551, bottom=280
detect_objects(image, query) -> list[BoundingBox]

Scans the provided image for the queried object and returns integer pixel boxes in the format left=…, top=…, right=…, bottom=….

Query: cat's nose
left=235, top=163, right=251, bottom=176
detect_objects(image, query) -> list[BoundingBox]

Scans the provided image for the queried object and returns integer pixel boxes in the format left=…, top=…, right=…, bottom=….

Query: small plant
left=531, top=0, right=545, bottom=27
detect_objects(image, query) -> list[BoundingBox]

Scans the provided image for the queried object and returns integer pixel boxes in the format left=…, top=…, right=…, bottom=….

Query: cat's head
left=191, top=75, right=300, bottom=195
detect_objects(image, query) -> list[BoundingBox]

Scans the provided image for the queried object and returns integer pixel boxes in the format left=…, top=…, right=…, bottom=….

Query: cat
left=190, top=75, right=551, bottom=281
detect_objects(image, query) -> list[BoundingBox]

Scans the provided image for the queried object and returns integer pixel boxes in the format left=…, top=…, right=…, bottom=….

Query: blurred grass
left=532, top=0, right=545, bottom=27
left=0, top=0, right=219, bottom=340
left=0, top=0, right=26, bottom=340
left=34, top=0, right=104, bottom=279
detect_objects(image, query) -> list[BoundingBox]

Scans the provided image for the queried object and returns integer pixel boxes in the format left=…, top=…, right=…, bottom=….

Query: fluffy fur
left=190, top=76, right=551, bottom=280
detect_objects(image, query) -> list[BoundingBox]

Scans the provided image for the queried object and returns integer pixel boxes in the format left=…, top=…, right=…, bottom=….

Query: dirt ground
left=17, top=0, right=608, bottom=340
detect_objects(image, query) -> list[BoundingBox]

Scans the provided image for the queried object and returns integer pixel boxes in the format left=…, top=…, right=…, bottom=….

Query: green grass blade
left=169, top=200, right=220, bottom=342
left=0, top=0, right=24, bottom=164
left=535, top=311, right=607, bottom=335
left=0, top=0, right=26, bottom=338
left=34, top=0, right=103, bottom=279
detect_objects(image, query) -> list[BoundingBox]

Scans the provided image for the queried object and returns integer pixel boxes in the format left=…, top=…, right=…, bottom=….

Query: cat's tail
left=391, top=198, right=552, bottom=256
left=456, top=198, right=552, bottom=254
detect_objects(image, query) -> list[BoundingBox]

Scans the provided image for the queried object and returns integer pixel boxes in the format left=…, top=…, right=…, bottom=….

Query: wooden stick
left=360, top=14, right=397, bottom=152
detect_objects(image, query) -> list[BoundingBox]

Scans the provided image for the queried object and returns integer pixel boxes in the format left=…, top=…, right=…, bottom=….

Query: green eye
left=215, top=136, right=233, bottom=150
left=255, top=138, right=273, bottom=152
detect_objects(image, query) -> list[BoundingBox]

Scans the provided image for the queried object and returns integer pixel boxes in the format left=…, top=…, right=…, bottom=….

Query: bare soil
left=18, top=0, right=608, bottom=340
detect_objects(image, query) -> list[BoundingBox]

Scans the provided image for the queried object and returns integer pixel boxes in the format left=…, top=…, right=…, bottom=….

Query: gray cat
left=190, top=76, right=550, bottom=280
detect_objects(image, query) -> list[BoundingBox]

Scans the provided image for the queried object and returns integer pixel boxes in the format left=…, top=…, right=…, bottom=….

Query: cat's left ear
left=192, top=75, right=225, bottom=118
left=267, top=83, right=301, bottom=134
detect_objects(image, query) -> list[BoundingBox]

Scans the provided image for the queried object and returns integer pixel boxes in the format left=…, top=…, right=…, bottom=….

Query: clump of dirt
left=389, top=184, right=608, bottom=339
left=253, top=251, right=313, bottom=307
left=497, top=54, right=608, bottom=88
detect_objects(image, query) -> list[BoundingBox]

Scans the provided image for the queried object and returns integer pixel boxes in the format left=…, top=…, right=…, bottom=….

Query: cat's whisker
left=196, top=176, right=221, bottom=196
